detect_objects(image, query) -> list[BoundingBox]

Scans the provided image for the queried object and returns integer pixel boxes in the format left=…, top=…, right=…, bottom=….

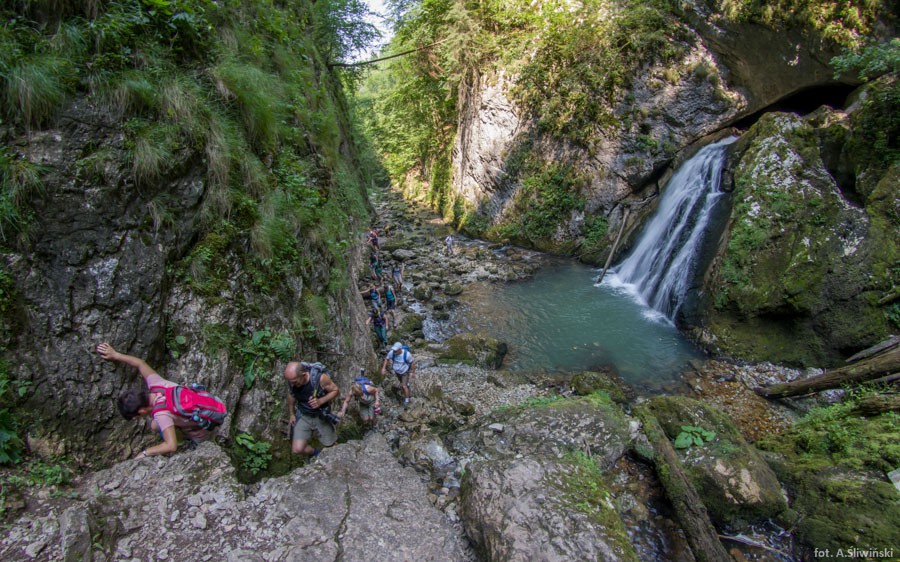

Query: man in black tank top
left=285, top=361, right=340, bottom=457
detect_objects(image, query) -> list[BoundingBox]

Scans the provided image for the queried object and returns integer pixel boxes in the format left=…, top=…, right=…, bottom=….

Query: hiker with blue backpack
left=369, top=251, right=383, bottom=282
left=391, top=262, right=404, bottom=295
left=367, top=306, right=389, bottom=348
left=285, top=361, right=341, bottom=458
left=337, top=370, right=381, bottom=428
left=97, top=342, right=227, bottom=459
left=382, top=342, right=415, bottom=409
left=382, top=282, right=397, bottom=328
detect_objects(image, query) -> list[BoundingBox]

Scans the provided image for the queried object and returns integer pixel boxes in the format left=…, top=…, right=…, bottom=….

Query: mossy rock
left=570, top=369, right=628, bottom=404
left=438, top=332, right=508, bottom=369
left=380, top=236, right=410, bottom=253
left=392, top=313, right=424, bottom=343
left=461, top=455, right=638, bottom=561
left=413, top=284, right=434, bottom=301
left=755, top=410, right=900, bottom=559
left=647, top=396, right=787, bottom=529
left=443, top=282, right=464, bottom=296
left=765, top=457, right=900, bottom=561
left=706, top=110, right=898, bottom=366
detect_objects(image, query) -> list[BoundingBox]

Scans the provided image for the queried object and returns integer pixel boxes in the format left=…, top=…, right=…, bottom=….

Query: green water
left=455, top=259, right=704, bottom=390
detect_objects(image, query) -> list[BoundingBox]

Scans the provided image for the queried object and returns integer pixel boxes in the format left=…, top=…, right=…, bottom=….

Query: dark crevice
left=333, top=483, right=352, bottom=561
left=722, top=82, right=864, bottom=204
left=728, top=82, right=858, bottom=130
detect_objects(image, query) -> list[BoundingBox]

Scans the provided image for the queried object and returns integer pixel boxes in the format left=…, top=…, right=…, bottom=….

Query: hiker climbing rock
left=391, top=262, right=404, bottom=295
left=369, top=251, right=383, bottom=282
left=444, top=234, right=455, bottom=255
left=285, top=361, right=340, bottom=458
left=366, top=283, right=383, bottom=311
left=367, top=228, right=380, bottom=252
left=367, top=306, right=389, bottom=348
left=97, top=342, right=226, bottom=459
left=338, top=370, right=381, bottom=428
left=382, top=342, right=415, bottom=409
left=382, top=282, right=397, bottom=328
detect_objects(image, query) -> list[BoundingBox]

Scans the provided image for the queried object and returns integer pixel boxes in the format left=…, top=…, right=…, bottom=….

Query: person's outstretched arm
left=136, top=426, right=178, bottom=459
left=97, top=342, right=156, bottom=380
left=338, top=389, right=353, bottom=418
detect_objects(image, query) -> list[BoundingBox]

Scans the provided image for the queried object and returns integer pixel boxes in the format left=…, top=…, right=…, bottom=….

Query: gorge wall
left=0, top=1, right=378, bottom=464
left=429, top=0, right=898, bottom=366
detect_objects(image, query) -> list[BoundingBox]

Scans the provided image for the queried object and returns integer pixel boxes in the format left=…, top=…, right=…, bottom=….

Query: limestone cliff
left=437, top=1, right=897, bottom=365
left=0, top=1, right=377, bottom=464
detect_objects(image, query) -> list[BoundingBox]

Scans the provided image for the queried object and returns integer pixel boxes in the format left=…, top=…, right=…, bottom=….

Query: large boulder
left=570, top=368, right=629, bottom=404
left=647, top=396, right=787, bottom=529
left=0, top=437, right=470, bottom=561
left=456, top=393, right=638, bottom=560
left=461, top=456, right=638, bottom=562
left=469, top=395, right=633, bottom=465
left=701, top=105, right=897, bottom=366
left=438, top=332, right=508, bottom=369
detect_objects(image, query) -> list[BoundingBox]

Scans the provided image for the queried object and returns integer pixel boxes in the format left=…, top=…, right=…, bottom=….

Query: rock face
left=647, top=396, right=787, bottom=529
left=449, top=2, right=855, bottom=258
left=0, top=436, right=471, bottom=561
left=456, top=395, right=638, bottom=561
left=2, top=99, right=374, bottom=462
left=698, top=105, right=896, bottom=366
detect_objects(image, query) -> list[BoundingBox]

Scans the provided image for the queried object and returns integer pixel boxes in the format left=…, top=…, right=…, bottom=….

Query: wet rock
left=438, top=332, right=508, bottom=369
left=413, top=284, right=434, bottom=302
left=570, top=368, right=629, bottom=403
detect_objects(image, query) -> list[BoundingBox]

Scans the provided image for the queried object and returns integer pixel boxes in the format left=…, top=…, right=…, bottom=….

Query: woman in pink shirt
left=97, top=342, right=211, bottom=459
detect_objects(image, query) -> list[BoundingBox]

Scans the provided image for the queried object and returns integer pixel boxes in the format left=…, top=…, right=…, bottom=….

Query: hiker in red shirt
left=97, top=342, right=220, bottom=459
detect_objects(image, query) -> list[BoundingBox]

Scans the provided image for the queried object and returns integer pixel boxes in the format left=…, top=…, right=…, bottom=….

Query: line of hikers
left=97, top=227, right=418, bottom=461
left=98, top=339, right=416, bottom=460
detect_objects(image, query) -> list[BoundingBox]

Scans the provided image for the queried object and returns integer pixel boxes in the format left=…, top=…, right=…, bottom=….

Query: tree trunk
left=636, top=409, right=734, bottom=562
left=755, top=345, right=900, bottom=399
left=849, top=394, right=900, bottom=417
left=596, top=208, right=630, bottom=285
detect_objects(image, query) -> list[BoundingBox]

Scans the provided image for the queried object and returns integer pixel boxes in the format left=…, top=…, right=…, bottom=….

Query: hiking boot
left=403, top=398, right=410, bottom=409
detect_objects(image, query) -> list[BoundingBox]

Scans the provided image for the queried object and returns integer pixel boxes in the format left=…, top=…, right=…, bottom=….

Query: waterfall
left=610, top=137, right=737, bottom=321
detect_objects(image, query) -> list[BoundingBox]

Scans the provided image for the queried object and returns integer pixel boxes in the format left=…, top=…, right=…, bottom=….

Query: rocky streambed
left=2, top=188, right=895, bottom=562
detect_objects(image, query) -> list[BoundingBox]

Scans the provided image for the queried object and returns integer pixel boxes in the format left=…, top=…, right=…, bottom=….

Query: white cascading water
left=610, top=136, right=737, bottom=321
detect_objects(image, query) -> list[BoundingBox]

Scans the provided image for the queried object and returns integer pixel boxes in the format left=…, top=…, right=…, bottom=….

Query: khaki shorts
left=292, top=413, right=337, bottom=446
left=358, top=400, right=375, bottom=422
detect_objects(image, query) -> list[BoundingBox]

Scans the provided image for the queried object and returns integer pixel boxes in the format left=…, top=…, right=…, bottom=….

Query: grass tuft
left=3, top=54, right=71, bottom=127
left=212, top=60, right=283, bottom=151
left=129, top=121, right=176, bottom=185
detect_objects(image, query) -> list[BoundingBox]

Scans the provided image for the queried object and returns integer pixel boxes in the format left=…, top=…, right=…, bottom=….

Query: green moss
left=570, top=371, right=626, bottom=404
left=753, top=396, right=900, bottom=555
left=553, top=451, right=639, bottom=561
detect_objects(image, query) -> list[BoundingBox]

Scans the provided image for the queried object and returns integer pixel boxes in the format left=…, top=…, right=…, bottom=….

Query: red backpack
left=150, top=383, right=227, bottom=430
